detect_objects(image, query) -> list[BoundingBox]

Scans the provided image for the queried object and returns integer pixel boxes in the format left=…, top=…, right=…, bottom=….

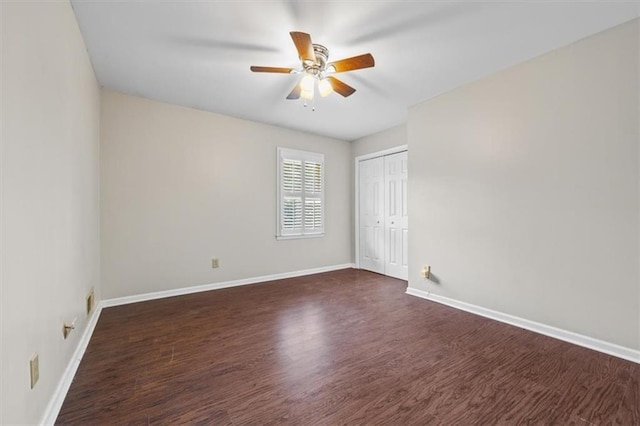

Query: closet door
left=359, top=157, right=385, bottom=274
left=384, top=151, right=409, bottom=280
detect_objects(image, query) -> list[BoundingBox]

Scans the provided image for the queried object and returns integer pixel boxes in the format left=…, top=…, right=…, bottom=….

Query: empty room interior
left=2, top=1, right=640, bottom=424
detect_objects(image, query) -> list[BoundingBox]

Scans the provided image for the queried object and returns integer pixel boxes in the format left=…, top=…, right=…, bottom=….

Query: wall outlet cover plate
left=30, top=353, right=39, bottom=389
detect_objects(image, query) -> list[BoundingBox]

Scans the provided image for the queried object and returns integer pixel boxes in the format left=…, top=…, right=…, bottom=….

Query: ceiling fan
left=250, top=32, right=375, bottom=101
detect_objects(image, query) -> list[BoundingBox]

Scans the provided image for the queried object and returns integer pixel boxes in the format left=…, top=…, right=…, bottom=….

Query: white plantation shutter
left=282, top=159, right=302, bottom=193
left=283, top=197, right=302, bottom=230
left=304, top=199, right=322, bottom=230
left=278, top=148, right=325, bottom=238
left=304, top=161, right=322, bottom=193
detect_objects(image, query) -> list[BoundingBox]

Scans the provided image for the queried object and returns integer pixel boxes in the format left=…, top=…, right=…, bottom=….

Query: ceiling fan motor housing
left=304, top=44, right=329, bottom=74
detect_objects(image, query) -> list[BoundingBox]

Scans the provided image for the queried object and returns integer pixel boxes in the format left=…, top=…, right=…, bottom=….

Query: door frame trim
left=354, top=145, right=408, bottom=269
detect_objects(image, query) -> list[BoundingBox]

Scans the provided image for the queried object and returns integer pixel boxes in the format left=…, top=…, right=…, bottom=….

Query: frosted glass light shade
left=301, top=88, right=314, bottom=100
left=318, top=78, right=333, bottom=97
left=300, top=74, right=315, bottom=92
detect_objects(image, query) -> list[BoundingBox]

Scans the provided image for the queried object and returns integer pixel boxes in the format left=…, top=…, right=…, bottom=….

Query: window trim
left=276, top=147, right=325, bottom=240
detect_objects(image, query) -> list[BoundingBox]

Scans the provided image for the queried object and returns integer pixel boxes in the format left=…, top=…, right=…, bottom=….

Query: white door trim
left=355, top=145, right=408, bottom=269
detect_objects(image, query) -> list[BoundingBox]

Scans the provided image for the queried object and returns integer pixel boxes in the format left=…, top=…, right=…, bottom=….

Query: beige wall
left=101, top=90, right=352, bottom=299
left=408, top=19, right=639, bottom=350
left=351, top=124, right=407, bottom=159
left=1, top=2, right=101, bottom=424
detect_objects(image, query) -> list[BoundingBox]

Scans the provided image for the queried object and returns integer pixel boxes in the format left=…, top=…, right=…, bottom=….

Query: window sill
left=276, top=233, right=325, bottom=241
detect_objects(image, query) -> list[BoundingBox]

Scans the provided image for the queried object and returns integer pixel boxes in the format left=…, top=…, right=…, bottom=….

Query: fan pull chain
left=302, top=100, right=316, bottom=111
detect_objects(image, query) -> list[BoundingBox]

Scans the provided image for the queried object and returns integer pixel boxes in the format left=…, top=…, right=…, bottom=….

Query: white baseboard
left=40, top=302, right=104, bottom=425
left=406, top=287, right=640, bottom=365
left=102, top=263, right=355, bottom=308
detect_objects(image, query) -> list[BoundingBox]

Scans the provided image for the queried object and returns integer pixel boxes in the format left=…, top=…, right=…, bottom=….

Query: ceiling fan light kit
left=251, top=31, right=375, bottom=109
left=318, top=78, right=333, bottom=97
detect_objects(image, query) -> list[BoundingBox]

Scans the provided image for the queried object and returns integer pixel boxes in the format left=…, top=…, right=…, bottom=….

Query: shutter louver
left=304, top=198, right=322, bottom=230
left=283, top=197, right=302, bottom=230
left=304, top=161, right=322, bottom=193
left=283, top=160, right=302, bottom=193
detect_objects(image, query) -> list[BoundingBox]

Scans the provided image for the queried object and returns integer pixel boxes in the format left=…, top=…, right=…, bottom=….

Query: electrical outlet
left=30, top=353, right=39, bottom=389
left=211, top=258, right=219, bottom=268
left=86, top=288, right=95, bottom=315
left=63, top=318, right=77, bottom=339
left=421, top=265, right=431, bottom=279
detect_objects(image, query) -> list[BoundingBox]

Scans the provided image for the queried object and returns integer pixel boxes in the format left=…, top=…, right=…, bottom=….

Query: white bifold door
left=358, top=151, right=408, bottom=280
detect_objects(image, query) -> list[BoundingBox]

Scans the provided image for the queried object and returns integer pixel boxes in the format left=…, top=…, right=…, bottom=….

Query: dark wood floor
left=57, top=269, right=639, bottom=425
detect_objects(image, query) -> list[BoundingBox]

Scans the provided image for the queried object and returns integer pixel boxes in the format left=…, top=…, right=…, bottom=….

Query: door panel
left=359, top=157, right=384, bottom=274
left=389, top=228, right=396, bottom=264
left=384, top=151, right=409, bottom=280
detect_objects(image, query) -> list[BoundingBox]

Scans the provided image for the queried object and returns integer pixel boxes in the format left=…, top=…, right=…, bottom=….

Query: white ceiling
left=70, top=1, right=639, bottom=141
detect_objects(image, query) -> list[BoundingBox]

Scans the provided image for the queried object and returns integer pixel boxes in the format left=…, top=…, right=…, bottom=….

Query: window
left=277, top=147, right=325, bottom=239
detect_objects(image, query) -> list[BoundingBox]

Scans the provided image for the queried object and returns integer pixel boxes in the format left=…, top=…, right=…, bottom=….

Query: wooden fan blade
left=286, top=83, right=301, bottom=100
left=250, top=66, right=294, bottom=73
left=327, top=53, right=375, bottom=73
left=290, top=31, right=316, bottom=64
left=326, top=76, right=356, bottom=97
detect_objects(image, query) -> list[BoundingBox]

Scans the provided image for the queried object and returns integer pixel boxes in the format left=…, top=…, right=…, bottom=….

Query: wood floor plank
left=56, top=269, right=639, bottom=425
left=615, top=364, right=640, bottom=425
